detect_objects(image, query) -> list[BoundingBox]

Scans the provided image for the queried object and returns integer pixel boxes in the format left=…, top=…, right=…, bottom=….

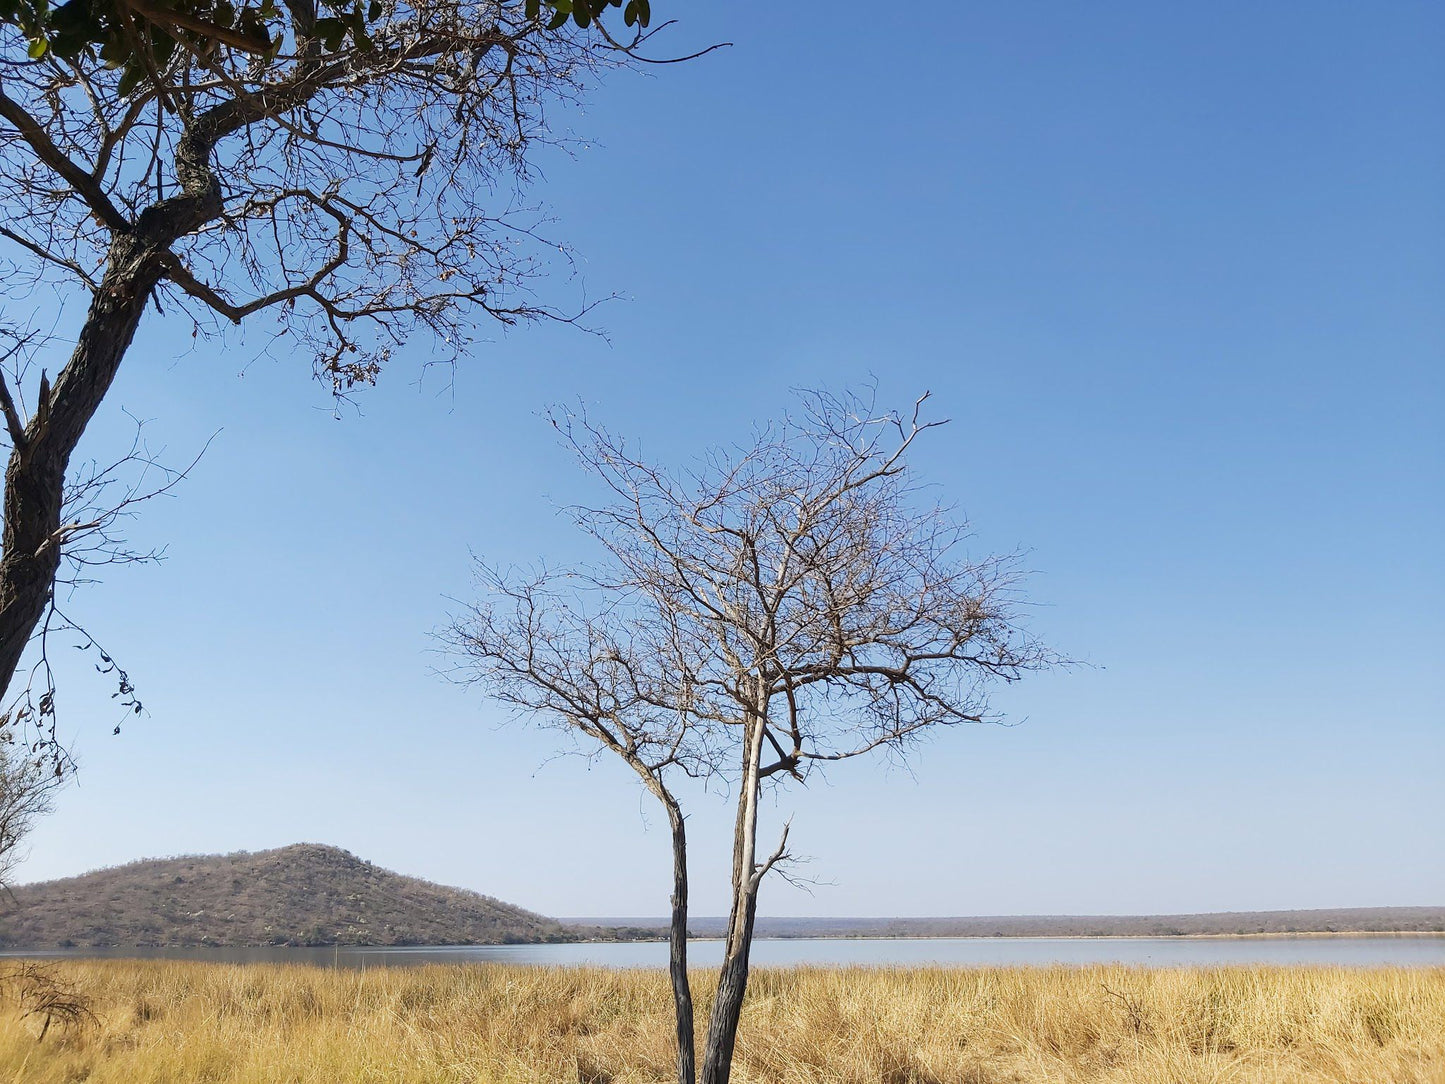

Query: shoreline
left=572, top=931, right=1445, bottom=948
left=623, top=929, right=1445, bottom=942
left=4, top=930, right=1444, bottom=954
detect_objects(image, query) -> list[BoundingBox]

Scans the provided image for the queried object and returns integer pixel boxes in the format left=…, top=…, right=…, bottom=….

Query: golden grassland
left=1, top=960, right=1442, bottom=1083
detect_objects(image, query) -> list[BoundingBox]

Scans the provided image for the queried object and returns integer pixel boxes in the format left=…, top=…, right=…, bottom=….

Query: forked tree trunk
left=700, top=712, right=767, bottom=1084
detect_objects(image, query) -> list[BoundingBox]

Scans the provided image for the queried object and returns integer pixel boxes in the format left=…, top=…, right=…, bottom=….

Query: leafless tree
left=0, top=744, right=54, bottom=891
left=451, top=565, right=714, bottom=1083
left=0, top=2, right=668, bottom=754
left=449, top=388, right=1058, bottom=1084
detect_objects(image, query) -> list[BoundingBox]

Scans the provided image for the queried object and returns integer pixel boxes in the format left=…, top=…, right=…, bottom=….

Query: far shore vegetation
left=3, top=843, right=1439, bottom=950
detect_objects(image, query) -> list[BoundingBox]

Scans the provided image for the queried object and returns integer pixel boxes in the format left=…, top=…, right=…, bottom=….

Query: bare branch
left=0, top=84, right=129, bottom=230
left=750, top=817, right=790, bottom=890
left=0, top=227, right=98, bottom=289
left=449, top=388, right=1060, bottom=1083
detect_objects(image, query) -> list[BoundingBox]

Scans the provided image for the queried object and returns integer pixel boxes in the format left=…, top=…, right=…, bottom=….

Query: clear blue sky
left=14, top=0, right=1443, bottom=917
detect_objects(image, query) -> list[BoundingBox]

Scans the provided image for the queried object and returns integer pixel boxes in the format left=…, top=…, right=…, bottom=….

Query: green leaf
left=116, top=60, right=143, bottom=97
left=49, top=0, right=91, bottom=32
left=50, top=31, right=86, bottom=58
left=348, top=6, right=370, bottom=49
left=151, top=27, right=176, bottom=63
left=237, top=8, right=273, bottom=47
left=367, top=0, right=380, bottom=20
left=524, top=0, right=539, bottom=19
left=545, top=9, right=567, bottom=29
left=26, top=36, right=47, bottom=57
left=314, top=15, right=345, bottom=49
left=99, top=32, right=127, bottom=64
left=572, top=4, right=589, bottom=28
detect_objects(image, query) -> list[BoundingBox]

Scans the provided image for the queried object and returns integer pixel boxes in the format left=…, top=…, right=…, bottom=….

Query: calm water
left=6, top=936, right=1442, bottom=969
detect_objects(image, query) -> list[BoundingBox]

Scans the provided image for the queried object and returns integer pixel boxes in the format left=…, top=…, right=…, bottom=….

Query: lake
left=6, top=936, right=1443, bottom=969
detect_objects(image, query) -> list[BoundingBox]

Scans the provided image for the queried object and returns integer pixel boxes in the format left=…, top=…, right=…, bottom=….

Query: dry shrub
left=0, top=961, right=97, bottom=1042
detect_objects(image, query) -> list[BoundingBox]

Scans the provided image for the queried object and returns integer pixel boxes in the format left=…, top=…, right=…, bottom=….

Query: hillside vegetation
left=1, top=960, right=1442, bottom=1083
left=0, top=845, right=567, bottom=948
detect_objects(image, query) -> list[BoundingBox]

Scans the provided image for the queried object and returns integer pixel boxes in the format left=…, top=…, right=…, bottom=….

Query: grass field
left=0, top=960, right=1441, bottom=1083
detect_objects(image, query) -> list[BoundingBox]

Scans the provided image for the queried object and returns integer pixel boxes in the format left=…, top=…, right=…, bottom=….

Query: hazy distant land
left=2, top=844, right=1439, bottom=949
left=586, top=910, right=1445, bottom=940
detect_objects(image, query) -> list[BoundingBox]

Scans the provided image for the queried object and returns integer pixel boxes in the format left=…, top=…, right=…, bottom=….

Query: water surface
left=6, top=936, right=1442, bottom=969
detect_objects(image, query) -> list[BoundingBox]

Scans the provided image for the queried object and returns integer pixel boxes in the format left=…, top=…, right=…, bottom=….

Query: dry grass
left=0, top=960, right=1440, bottom=1083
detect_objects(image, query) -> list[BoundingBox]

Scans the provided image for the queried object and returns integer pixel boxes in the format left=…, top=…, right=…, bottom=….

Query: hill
left=0, top=844, right=571, bottom=948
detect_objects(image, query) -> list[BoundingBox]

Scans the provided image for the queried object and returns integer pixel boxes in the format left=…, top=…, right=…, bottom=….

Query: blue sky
left=12, top=1, right=1443, bottom=917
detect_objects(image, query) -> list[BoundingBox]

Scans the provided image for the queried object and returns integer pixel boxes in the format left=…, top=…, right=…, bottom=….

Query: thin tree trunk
left=700, top=711, right=766, bottom=1084
left=664, top=798, right=696, bottom=1084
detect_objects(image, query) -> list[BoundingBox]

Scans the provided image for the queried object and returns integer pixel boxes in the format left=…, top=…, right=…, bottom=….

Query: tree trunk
left=0, top=117, right=221, bottom=711
left=700, top=711, right=766, bottom=1084
left=0, top=241, right=162, bottom=700
left=664, top=799, right=696, bottom=1084
left=699, top=881, right=760, bottom=1084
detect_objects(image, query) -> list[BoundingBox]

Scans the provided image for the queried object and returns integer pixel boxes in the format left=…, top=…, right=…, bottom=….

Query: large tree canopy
left=0, top=0, right=677, bottom=769
left=5, top=0, right=651, bottom=92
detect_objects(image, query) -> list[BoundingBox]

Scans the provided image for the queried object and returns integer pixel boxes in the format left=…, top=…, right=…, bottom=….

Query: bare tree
left=451, top=567, right=713, bottom=1083
left=0, top=744, right=54, bottom=891
left=0, top=2, right=678, bottom=750
left=449, top=388, right=1057, bottom=1084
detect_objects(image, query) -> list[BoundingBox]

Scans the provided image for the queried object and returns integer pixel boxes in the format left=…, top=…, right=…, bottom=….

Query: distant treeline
left=6, top=842, right=1439, bottom=950
left=580, top=908, right=1445, bottom=940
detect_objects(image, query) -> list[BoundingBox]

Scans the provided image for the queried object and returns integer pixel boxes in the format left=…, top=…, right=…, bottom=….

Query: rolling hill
left=0, top=844, right=571, bottom=948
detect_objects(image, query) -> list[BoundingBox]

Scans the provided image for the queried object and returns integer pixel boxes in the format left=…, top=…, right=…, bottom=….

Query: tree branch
left=121, top=0, right=274, bottom=56
left=0, top=87, right=129, bottom=231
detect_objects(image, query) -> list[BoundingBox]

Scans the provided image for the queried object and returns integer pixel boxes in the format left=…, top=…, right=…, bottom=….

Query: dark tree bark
left=699, top=886, right=759, bottom=1084
left=0, top=117, right=224, bottom=702
left=664, top=798, right=696, bottom=1084
left=700, top=712, right=766, bottom=1084
left=0, top=254, right=160, bottom=696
